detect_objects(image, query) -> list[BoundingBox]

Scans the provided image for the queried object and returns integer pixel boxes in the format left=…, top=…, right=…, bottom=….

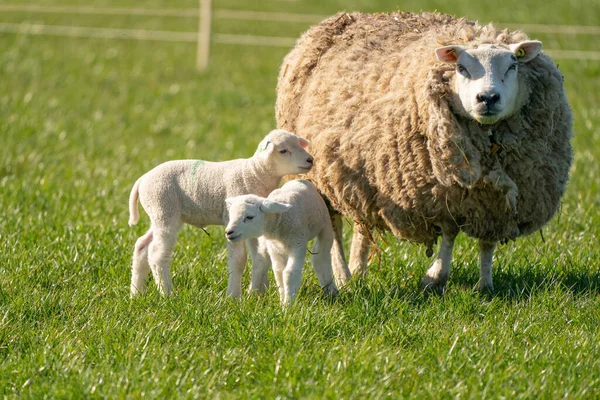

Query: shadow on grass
left=332, top=259, right=600, bottom=308
left=449, top=263, right=600, bottom=302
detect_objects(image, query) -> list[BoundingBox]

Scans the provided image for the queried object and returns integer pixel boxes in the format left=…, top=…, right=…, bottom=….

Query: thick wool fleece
left=276, top=12, right=573, bottom=252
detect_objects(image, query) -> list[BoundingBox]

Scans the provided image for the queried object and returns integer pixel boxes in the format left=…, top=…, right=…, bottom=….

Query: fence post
left=196, top=0, right=211, bottom=70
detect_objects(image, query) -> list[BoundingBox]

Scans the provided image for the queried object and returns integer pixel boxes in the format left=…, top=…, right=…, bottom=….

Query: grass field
left=1, top=0, right=599, bottom=398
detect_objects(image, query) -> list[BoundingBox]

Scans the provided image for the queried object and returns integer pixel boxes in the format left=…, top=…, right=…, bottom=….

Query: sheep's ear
left=510, top=40, right=542, bottom=63
left=255, top=139, right=274, bottom=158
left=435, top=45, right=464, bottom=63
left=297, top=136, right=310, bottom=149
left=259, top=200, right=292, bottom=214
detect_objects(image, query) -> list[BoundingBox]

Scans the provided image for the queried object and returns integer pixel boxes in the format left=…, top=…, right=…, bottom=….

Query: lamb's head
left=225, top=194, right=292, bottom=242
left=255, top=129, right=313, bottom=176
left=435, top=40, right=542, bottom=125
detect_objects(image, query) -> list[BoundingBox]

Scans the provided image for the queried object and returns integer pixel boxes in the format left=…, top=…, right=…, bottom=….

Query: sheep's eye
left=279, top=149, right=288, bottom=154
left=457, top=64, right=469, bottom=76
left=246, top=215, right=254, bottom=221
left=508, top=63, right=517, bottom=72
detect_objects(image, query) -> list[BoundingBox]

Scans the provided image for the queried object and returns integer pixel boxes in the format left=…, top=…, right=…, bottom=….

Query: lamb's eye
left=507, top=63, right=517, bottom=72
left=246, top=215, right=254, bottom=221
left=457, top=64, right=469, bottom=76
left=279, top=149, right=288, bottom=154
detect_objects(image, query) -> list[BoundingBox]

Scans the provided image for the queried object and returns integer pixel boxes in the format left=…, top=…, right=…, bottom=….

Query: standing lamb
left=224, top=180, right=338, bottom=305
left=276, top=12, right=573, bottom=292
left=128, top=129, right=314, bottom=297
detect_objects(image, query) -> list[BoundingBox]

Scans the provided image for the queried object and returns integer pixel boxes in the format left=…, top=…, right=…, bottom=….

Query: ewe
left=225, top=180, right=338, bottom=305
left=276, top=12, right=573, bottom=293
left=128, top=129, right=313, bottom=297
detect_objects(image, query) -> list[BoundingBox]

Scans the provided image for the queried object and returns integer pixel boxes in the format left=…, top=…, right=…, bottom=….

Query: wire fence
left=0, top=4, right=599, bottom=66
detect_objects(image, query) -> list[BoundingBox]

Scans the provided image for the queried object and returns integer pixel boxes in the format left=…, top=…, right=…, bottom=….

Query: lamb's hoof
left=334, top=273, right=351, bottom=289
left=349, top=266, right=368, bottom=280
left=421, top=275, right=447, bottom=295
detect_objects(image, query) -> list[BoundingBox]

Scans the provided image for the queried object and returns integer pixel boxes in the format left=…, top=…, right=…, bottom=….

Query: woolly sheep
left=128, top=129, right=314, bottom=297
left=224, top=180, right=338, bottom=305
left=276, top=12, right=573, bottom=293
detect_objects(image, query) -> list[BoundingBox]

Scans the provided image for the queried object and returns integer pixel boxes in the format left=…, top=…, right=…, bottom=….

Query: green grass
left=1, top=0, right=599, bottom=398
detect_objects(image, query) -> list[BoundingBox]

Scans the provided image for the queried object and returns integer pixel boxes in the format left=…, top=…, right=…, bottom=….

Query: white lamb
left=128, top=129, right=313, bottom=298
left=224, top=180, right=339, bottom=305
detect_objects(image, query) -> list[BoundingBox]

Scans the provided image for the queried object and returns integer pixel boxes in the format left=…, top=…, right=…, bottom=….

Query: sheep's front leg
left=247, top=237, right=271, bottom=294
left=226, top=240, right=247, bottom=298
left=421, top=231, right=457, bottom=294
left=268, top=246, right=287, bottom=303
left=349, top=223, right=371, bottom=278
left=330, top=212, right=351, bottom=286
left=282, top=246, right=307, bottom=306
left=476, top=240, right=496, bottom=293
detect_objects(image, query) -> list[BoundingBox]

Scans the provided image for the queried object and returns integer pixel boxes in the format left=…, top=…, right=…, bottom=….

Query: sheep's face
left=435, top=41, right=542, bottom=125
left=225, top=195, right=292, bottom=242
left=256, top=129, right=314, bottom=176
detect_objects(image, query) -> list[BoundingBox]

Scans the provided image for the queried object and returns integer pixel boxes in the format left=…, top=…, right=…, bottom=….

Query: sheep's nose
left=306, top=156, right=313, bottom=164
left=476, top=92, right=500, bottom=106
left=226, top=229, right=235, bottom=237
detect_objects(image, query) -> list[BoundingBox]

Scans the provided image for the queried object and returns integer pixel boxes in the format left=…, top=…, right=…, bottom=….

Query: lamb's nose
left=226, top=229, right=235, bottom=237
left=476, top=92, right=501, bottom=106
left=306, top=156, right=314, bottom=164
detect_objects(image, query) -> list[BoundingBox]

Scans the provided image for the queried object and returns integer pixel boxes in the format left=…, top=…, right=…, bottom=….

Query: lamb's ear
left=255, top=139, right=274, bottom=158
left=435, top=45, right=464, bottom=63
left=510, top=40, right=542, bottom=63
left=259, top=199, right=292, bottom=214
left=297, top=136, right=310, bottom=149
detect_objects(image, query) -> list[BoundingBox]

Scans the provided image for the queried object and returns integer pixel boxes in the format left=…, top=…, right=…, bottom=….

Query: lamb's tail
left=128, top=178, right=141, bottom=226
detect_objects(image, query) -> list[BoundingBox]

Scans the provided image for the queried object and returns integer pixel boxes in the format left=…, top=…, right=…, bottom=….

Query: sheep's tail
left=128, top=178, right=141, bottom=226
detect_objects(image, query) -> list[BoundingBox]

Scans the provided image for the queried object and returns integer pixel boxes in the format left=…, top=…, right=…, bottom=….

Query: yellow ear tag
left=516, top=48, right=526, bottom=58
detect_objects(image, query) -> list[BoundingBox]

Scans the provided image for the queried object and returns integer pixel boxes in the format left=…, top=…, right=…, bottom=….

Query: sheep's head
left=435, top=40, right=542, bottom=125
left=255, top=129, right=314, bottom=176
left=225, top=195, right=292, bottom=242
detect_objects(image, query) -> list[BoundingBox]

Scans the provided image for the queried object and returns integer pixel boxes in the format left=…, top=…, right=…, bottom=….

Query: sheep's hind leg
left=330, top=212, right=351, bottom=287
left=311, top=228, right=338, bottom=297
left=148, top=226, right=180, bottom=296
left=247, top=237, right=271, bottom=294
left=421, top=231, right=457, bottom=294
left=130, top=229, right=153, bottom=297
left=349, top=223, right=371, bottom=278
left=476, top=240, right=496, bottom=293
left=226, top=240, right=247, bottom=298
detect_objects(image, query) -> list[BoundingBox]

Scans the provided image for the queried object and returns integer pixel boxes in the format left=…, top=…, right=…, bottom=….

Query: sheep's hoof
left=421, top=275, right=447, bottom=295
left=474, top=281, right=494, bottom=296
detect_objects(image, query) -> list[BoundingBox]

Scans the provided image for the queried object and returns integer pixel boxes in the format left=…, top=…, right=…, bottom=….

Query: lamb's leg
left=130, top=229, right=153, bottom=297
left=268, top=247, right=287, bottom=303
left=148, top=227, right=180, bottom=296
left=330, top=212, right=351, bottom=286
left=226, top=240, right=247, bottom=298
left=311, top=228, right=338, bottom=297
left=349, top=223, right=371, bottom=277
left=246, top=237, right=271, bottom=294
left=282, top=246, right=307, bottom=306
left=421, top=231, right=457, bottom=294
left=476, top=240, right=496, bottom=293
